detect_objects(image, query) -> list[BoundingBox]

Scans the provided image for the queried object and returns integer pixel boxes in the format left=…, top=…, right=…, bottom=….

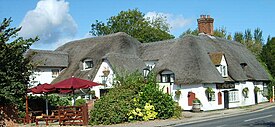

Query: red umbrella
left=51, top=77, right=100, bottom=89
left=29, top=83, right=55, bottom=94
left=50, top=77, right=100, bottom=105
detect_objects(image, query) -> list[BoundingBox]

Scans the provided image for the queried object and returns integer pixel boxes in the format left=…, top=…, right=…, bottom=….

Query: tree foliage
left=90, top=9, right=174, bottom=43
left=180, top=27, right=263, bottom=57
left=179, top=27, right=231, bottom=40
left=233, top=28, right=263, bottom=57
left=261, top=37, right=275, bottom=78
left=0, top=18, right=38, bottom=104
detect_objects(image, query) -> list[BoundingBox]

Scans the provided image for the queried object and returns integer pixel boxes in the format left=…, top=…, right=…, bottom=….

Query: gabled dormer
left=209, top=52, right=228, bottom=77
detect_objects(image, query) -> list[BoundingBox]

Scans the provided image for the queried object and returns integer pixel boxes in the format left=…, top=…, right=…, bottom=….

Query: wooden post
left=25, top=95, right=29, bottom=124
left=273, top=86, right=274, bottom=102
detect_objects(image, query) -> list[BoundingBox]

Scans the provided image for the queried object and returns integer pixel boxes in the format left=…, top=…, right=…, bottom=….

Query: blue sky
left=0, top=0, right=274, bottom=50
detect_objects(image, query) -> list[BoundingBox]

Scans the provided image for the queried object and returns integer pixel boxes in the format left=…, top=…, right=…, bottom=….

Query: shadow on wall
left=0, top=104, right=19, bottom=126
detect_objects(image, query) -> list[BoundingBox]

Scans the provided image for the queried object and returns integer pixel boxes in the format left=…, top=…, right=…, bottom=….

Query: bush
left=75, top=98, right=86, bottom=106
left=89, top=71, right=180, bottom=125
left=90, top=88, right=136, bottom=125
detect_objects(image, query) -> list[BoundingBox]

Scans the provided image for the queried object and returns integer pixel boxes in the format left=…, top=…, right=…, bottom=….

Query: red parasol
left=51, top=77, right=100, bottom=89
left=29, top=83, right=55, bottom=94
left=50, top=77, right=100, bottom=105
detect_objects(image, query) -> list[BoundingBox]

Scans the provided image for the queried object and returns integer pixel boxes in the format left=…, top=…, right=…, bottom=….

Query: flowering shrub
left=128, top=101, right=158, bottom=121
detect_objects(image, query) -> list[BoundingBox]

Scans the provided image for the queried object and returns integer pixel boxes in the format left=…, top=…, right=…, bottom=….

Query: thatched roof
left=140, top=34, right=269, bottom=84
left=52, top=32, right=141, bottom=83
left=209, top=52, right=224, bottom=65
left=30, top=32, right=269, bottom=85
left=26, top=49, right=68, bottom=67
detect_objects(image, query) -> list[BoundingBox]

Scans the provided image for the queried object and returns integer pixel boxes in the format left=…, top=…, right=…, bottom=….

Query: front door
left=255, top=92, right=258, bottom=104
left=223, top=90, right=229, bottom=109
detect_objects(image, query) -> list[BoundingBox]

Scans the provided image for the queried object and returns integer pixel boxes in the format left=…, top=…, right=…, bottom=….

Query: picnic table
left=35, top=104, right=88, bottom=126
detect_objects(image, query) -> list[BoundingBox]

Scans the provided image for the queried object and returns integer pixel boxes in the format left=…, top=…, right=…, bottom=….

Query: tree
left=0, top=18, right=38, bottom=104
left=261, top=37, right=275, bottom=78
left=233, top=28, right=263, bottom=57
left=214, top=27, right=228, bottom=39
left=90, top=9, right=174, bottom=43
left=233, top=32, right=244, bottom=43
left=179, top=27, right=231, bottom=39
left=179, top=28, right=199, bottom=38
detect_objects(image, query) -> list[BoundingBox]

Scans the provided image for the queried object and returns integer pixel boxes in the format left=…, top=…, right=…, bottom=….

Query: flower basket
left=254, top=86, right=260, bottom=93
left=205, top=87, right=215, bottom=101
left=175, top=90, right=181, bottom=99
left=242, top=87, right=249, bottom=98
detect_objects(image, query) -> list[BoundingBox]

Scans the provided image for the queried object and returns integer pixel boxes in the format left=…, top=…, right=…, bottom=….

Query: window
left=161, top=74, right=175, bottom=83
left=229, top=90, right=239, bottom=102
left=223, top=66, right=226, bottom=76
left=83, top=59, right=93, bottom=70
left=52, top=69, right=59, bottom=78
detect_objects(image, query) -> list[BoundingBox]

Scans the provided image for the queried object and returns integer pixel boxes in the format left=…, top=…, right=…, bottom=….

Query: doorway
left=223, top=90, right=229, bottom=109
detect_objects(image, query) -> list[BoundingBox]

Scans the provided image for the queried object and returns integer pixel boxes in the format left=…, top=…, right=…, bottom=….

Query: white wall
left=171, top=81, right=268, bottom=111
left=172, top=84, right=225, bottom=111
left=92, top=60, right=114, bottom=98
left=159, top=83, right=171, bottom=94
left=29, top=67, right=64, bottom=87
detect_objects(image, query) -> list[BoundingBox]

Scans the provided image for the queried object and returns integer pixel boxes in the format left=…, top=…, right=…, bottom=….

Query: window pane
left=85, top=61, right=92, bottom=69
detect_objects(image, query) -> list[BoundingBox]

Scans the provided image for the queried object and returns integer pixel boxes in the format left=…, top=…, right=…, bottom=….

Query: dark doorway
left=223, top=90, right=229, bottom=109
left=254, top=92, right=258, bottom=104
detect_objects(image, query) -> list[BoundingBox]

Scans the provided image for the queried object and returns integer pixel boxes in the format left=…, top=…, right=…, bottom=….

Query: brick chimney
left=197, top=15, right=214, bottom=36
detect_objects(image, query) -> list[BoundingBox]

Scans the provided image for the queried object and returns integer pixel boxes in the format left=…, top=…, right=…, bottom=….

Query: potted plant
left=175, top=89, right=181, bottom=99
left=192, top=98, right=201, bottom=112
left=242, top=87, right=249, bottom=98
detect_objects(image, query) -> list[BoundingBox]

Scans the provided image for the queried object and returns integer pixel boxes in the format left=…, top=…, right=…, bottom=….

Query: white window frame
left=83, top=59, right=93, bottom=70
left=229, top=90, right=239, bottom=102
left=51, top=69, right=60, bottom=78
left=160, top=71, right=175, bottom=83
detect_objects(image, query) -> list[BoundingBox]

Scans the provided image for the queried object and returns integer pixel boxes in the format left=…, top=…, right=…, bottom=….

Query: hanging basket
left=175, top=90, right=181, bottom=99
left=242, top=87, right=249, bottom=98
left=254, top=86, right=260, bottom=93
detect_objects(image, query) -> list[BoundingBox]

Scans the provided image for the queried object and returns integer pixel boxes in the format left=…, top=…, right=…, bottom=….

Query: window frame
left=160, top=73, right=175, bottom=83
left=229, top=90, right=240, bottom=103
left=83, top=59, right=93, bottom=70
left=51, top=69, right=60, bottom=78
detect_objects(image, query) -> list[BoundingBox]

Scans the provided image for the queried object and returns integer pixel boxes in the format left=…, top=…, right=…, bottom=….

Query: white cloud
left=145, top=12, right=192, bottom=31
left=19, top=0, right=77, bottom=50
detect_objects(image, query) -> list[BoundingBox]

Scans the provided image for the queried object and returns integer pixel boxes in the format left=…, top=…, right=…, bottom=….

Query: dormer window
left=144, top=60, right=158, bottom=70
left=209, top=52, right=228, bottom=78
left=240, top=63, right=247, bottom=69
left=83, top=59, right=93, bottom=70
left=160, top=70, right=175, bottom=83
left=52, top=69, right=60, bottom=78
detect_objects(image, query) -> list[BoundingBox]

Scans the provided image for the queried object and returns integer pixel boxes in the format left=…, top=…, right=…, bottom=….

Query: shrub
left=89, top=71, right=180, bottom=125
left=75, top=98, right=86, bottom=106
left=89, top=88, right=136, bottom=125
